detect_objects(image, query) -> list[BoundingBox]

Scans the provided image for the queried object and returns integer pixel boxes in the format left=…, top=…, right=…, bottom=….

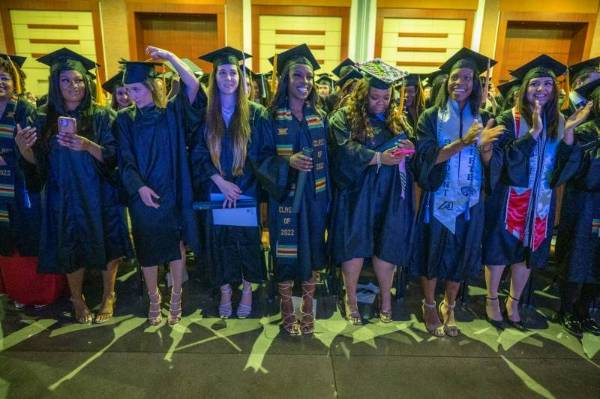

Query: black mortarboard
left=359, top=60, right=407, bottom=90
left=497, top=78, right=522, bottom=98
left=403, top=73, right=426, bottom=87
left=0, top=54, right=26, bottom=69
left=200, top=73, right=211, bottom=86
left=119, top=60, right=162, bottom=84
left=316, top=73, right=335, bottom=85
left=510, top=54, right=567, bottom=80
left=37, top=47, right=98, bottom=73
left=569, top=57, right=600, bottom=82
left=102, top=71, right=124, bottom=93
left=439, top=47, right=497, bottom=76
left=268, top=44, right=320, bottom=76
left=335, top=66, right=362, bottom=87
left=424, top=69, right=446, bottom=87
left=199, top=47, right=251, bottom=67
left=575, top=77, right=600, bottom=99
left=332, top=58, right=356, bottom=78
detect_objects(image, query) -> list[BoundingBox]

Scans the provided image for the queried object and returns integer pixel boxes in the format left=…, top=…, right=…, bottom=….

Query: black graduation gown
left=482, top=109, right=582, bottom=269
left=191, top=102, right=268, bottom=287
left=409, top=107, right=492, bottom=281
left=328, top=108, right=414, bottom=265
left=0, top=97, right=41, bottom=257
left=255, top=106, right=330, bottom=282
left=116, top=87, right=202, bottom=267
left=556, top=120, right=600, bottom=283
left=31, top=104, right=132, bottom=273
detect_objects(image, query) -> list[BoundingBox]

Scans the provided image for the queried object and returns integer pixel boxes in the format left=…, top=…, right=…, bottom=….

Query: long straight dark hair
left=435, top=66, right=482, bottom=116
left=516, top=72, right=560, bottom=139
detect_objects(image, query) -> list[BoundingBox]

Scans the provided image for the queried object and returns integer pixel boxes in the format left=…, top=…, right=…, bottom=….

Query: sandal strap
left=508, top=294, right=520, bottom=302
left=486, top=296, right=499, bottom=301
left=422, top=299, right=437, bottom=309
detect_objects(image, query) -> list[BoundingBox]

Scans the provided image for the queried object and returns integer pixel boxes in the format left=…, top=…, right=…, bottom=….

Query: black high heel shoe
left=485, top=297, right=506, bottom=330
left=504, top=294, right=527, bottom=331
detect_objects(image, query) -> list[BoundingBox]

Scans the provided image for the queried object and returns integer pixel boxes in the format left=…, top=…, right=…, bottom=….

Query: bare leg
left=420, top=276, right=443, bottom=336
left=372, top=256, right=395, bottom=320
left=236, top=279, right=253, bottom=319
left=167, top=242, right=186, bottom=324
left=67, top=267, right=91, bottom=323
left=341, top=258, right=364, bottom=323
left=440, top=280, right=461, bottom=336
left=507, top=262, right=531, bottom=322
left=485, top=265, right=506, bottom=321
left=142, top=265, right=161, bottom=325
left=95, top=258, right=121, bottom=323
left=300, top=274, right=316, bottom=334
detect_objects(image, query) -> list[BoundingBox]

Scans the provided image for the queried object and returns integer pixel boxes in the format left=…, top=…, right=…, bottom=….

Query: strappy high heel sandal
left=421, top=300, right=444, bottom=337
left=168, top=288, right=182, bottom=326
left=439, top=300, right=460, bottom=337
left=505, top=294, right=527, bottom=331
left=278, top=282, right=299, bottom=335
left=94, top=292, right=116, bottom=324
left=300, top=280, right=316, bottom=335
left=148, top=289, right=162, bottom=326
left=219, top=284, right=233, bottom=319
left=377, top=294, right=393, bottom=323
left=344, top=293, right=362, bottom=326
left=236, top=281, right=253, bottom=319
left=485, top=296, right=505, bottom=330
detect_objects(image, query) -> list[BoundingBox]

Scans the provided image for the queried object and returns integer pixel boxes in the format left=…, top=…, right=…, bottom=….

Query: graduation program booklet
left=210, top=193, right=258, bottom=227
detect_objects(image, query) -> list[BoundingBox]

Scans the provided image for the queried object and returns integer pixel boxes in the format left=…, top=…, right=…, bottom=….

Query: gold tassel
left=482, top=58, right=491, bottom=111
left=7, top=56, right=22, bottom=95
left=398, top=84, right=406, bottom=116
left=561, top=68, right=571, bottom=111
left=94, top=65, right=106, bottom=106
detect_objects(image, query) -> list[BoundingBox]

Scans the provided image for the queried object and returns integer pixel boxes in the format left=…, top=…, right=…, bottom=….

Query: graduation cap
left=182, top=58, right=203, bottom=76
left=332, top=58, right=356, bottom=78
left=102, top=71, right=124, bottom=93
left=316, top=73, right=335, bottom=85
left=0, top=54, right=26, bottom=69
left=37, top=47, right=98, bottom=73
left=510, top=54, right=567, bottom=80
left=199, top=73, right=211, bottom=86
left=439, top=47, right=497, bottom=76
left=359, top=60, right=407, bottom=90
left=569, top=57, right=600, bottom=83
left=497, top=78, right=522, bottom=98
left=199, top=46, right=251, bottom=67
left=335, top=66, right=362, bottom=87
left=574, top=77, right=600, bottom=99
left=423, top=69, right=446, bottom=87
left=119, top=60, right=162, bottom=84
left=403, top=73, right=427, bottom=87
left=268, top=44, right=320, bottom=77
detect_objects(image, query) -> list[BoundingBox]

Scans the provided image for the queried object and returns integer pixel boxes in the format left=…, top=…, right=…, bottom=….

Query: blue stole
left=432, top=100, right=482, bottom=234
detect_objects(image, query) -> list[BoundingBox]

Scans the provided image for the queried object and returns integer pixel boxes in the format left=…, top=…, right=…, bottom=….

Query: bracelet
left=376, top=152, right=382, bottom=174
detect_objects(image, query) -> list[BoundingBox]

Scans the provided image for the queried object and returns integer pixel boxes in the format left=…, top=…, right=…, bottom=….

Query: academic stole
left=0, top=98, right=18, bottom=226
left=504, top=108, right=563, bottom=251
left=273, top=107, right=328, bottom=265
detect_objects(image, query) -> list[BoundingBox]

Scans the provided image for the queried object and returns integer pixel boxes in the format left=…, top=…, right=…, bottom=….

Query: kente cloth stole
left=0, top=98, right=18, bottom=226
left=273, top=106, right=327, bottom=265
left=432, top=100, right=482, bottom=234
left=504, top=108, right=563, bottom=251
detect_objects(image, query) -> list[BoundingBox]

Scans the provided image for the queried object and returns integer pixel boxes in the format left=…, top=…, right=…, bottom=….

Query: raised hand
left=531, top=99, right=543, bottom=138
left=145, top=46, right=171, bottom=61
left=461, top=120, right=484, bottom=145
left=138, top=186, right=160, bottom=208
left=479, top=119, right=504, bottom=148
left=565, top=101, right=592, bottom=132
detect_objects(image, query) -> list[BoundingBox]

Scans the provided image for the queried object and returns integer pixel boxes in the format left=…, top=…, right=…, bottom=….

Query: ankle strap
left=422, top=299, right=436, bottom=309
left=442, top=300, right=456, bottom=309
left=220, top=285, right=233, bottom=294
left=508, top=294, right=520, bottom=302
left=486, top=296, right=498, bottom=301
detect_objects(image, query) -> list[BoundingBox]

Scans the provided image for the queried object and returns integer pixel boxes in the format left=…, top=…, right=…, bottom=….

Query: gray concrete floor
left=1, top=262, right=599, bottom=399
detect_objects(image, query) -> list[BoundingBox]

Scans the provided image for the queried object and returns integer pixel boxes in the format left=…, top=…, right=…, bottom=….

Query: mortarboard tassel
left=271, top=50, right=278, bottom=94
left=7, top=57, right=23, bottom=95
left=241, top=52, right=248, bottom=96
left=561, top=67, right=571, bottom=111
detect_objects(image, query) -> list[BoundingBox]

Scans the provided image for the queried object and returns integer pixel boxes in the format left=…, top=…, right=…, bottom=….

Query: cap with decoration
left=359, top=60, right=407, bottom=90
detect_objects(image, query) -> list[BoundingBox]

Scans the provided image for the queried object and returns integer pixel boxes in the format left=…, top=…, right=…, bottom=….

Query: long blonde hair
left=144, top=77, right=166, bottom=108
left=205, top=65, right=251, bottom=176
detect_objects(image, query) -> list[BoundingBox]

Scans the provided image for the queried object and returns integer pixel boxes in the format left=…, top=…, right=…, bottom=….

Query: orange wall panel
left=500, top=0, right=599, bottom=13
left=378, top=0, right=478, bottom=9
left=252, top=0, right=350, bottom=6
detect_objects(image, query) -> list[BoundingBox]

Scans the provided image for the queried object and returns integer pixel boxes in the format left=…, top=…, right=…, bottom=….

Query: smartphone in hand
left=58, top=116, right=77, bottom=135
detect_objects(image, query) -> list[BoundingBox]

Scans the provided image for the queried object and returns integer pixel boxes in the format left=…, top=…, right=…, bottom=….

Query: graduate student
left=328, top=61, right=414, bottom=324
left=496, top=78, right=521, bottom=114
left=410, top=48, right=504, bottom=337
left=255, top=44, right=330, bottom=335
left=331, top=58, right=362, bottom=111
left=555, top=78, right=600, bottom=337
left=116, top=46, right=202, bottom=326
left=103, top=71, right=132, bottom=111
left=483, top=55, right=590, bottom=330
left=15, top=48, right=132, bottom=323
left=191, top=47, right=268, bottom=319
left=402, top=73, right=426, bottom=135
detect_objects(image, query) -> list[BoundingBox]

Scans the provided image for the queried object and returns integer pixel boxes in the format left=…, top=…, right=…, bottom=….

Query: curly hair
left=334, top=78, right=358, bottom=109
left=345, top=79, right=411, bottom=143
left=516, top=73, right=560, bottom=140
left=0, top=57, right=26, bottom=94
left=205, top=64, right=251, bottom=176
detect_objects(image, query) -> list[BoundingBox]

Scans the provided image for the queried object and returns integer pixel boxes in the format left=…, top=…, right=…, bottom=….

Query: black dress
left=191, top=102, right=268, bottom=287
left=328, top=108, right=414, bottom=266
